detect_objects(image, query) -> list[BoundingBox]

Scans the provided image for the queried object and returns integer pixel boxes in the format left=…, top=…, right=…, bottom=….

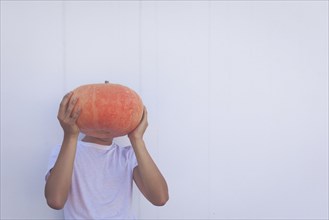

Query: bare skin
left=44, top=92, right=169, bottom=210
left=129, top=107, right=169, bottom=206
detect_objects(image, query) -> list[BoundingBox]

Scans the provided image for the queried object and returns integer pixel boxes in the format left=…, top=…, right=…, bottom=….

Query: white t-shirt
left=46, top=140, right=138, bottom=219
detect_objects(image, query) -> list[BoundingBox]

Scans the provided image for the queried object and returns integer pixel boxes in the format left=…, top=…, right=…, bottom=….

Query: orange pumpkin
left=72, top=81, right=143, bottom=138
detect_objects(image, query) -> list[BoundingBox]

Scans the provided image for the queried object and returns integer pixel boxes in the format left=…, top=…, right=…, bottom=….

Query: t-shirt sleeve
left=128, top=146, right=138, bottom=171
left=45, top=144, right=61, bottom=181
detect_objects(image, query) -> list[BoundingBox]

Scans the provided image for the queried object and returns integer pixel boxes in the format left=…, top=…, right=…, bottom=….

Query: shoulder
left=113, top=142, right=135, bottom=159
left=112, top=143, right=137, bottom=170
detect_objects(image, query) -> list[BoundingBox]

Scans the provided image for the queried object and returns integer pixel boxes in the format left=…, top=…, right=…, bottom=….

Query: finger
left=58, top=92, right=73, bottom=116
left=143, top=106, right=148, bottom=119
left=143, top=106, right=147, bottom=116
left=70, top=107, right=81, bottom=121
left=140, top=106, right=148, bottom=124
left=65, top=97, right=78, bottom=118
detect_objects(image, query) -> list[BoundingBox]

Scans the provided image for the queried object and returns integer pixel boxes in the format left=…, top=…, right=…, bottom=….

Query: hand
left=128, top=106, right=148, bottom=141
left=57, top=92, right=81, bottom=137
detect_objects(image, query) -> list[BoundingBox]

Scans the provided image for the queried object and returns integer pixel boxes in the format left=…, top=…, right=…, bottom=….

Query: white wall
left=1, top=1, right=328, bottom=219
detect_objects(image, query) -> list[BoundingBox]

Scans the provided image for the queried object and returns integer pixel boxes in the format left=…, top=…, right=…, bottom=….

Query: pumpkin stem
left=105, top=80, right=109, bottom=84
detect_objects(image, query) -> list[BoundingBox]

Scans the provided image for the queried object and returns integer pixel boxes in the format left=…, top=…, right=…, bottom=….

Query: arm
left=44, top=92, right=81, bottom=210
left=128, top=107, right=169, bottom=206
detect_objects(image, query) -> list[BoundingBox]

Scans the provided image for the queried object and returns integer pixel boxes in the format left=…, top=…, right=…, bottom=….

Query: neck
left=82, top=135, right=113, bottom=146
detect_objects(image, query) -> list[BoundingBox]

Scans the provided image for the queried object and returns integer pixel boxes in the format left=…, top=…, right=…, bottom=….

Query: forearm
left=45, top=135, right=78, bottom=209
left=130, top=138, right=169, bottom=205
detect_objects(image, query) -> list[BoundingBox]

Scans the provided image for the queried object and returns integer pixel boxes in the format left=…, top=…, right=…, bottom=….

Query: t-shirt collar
left=79, top=140, right=115, bottom=150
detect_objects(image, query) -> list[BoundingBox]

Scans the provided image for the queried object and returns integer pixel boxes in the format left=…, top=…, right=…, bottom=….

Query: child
left=45, top=91, right=169, bottom=219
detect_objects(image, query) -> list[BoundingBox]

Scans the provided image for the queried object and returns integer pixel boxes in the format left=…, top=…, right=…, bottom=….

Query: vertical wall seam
left=207, top=1, right=211, bottom=219
left=138, top=0, right=142, bottom=96
left=62, top=0, right=67, bottom=92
